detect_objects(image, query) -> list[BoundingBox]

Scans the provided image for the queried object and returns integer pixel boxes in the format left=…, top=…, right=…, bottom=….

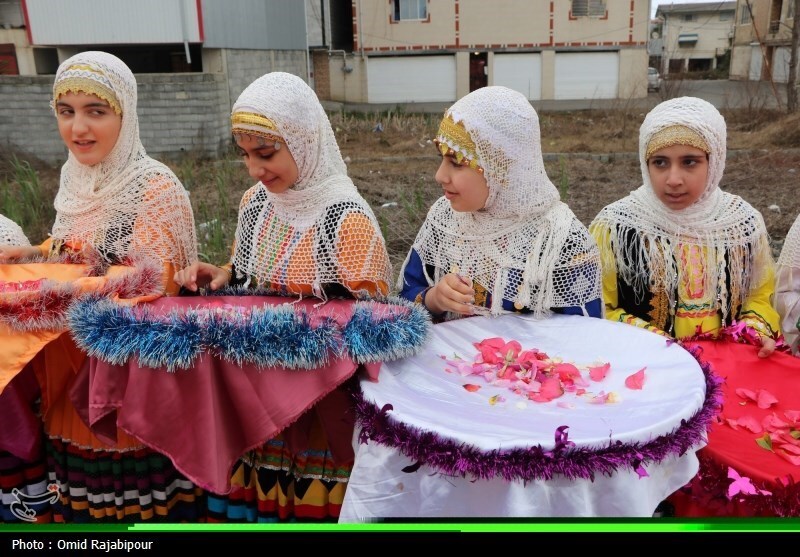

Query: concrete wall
left=222, top=48, right=308, bottom=110
left=0, top=72, right=231, bottom=165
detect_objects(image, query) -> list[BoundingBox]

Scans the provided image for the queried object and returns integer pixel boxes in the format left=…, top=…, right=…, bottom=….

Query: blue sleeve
left=398, top=249, right=430, bottom=303
left=552, top=297, right=603, bottom=318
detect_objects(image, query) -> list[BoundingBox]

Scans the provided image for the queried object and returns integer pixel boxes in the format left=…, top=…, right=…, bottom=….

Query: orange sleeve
left=131, top=175, right=195, bottom=294
left=336, top=212, right=390, bottom=298
left=38, top=237, right=53, bottom=257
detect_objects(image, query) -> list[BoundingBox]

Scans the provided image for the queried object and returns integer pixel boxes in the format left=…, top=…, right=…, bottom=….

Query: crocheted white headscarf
left=229, top=72, right=391, bottom=296
left=401, top=86, right=602, bottom=317
left=778, top=215, right=800, bottom=271
left=591, top=97, right=772, bottom=322
left=50, top=51, right=196, bottom=267
left=0, top=214, right=30, bottom=246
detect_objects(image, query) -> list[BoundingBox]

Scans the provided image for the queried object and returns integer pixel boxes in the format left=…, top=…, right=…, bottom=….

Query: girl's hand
left=173, top=262, right=231, bottom=292
left=0, top=245, right=40, bottom=262
left=424, top=273, right=475, bottom=315
left=757, top=336, right=776, bottom=358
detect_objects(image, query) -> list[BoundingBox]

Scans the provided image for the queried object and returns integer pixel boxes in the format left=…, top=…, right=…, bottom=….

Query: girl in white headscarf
left=399, top=86, right=602, bottom=320
left=777, top=216, right=800, bottom=354
left=0, top=53, right=196, bottom=278
left=590, top=97, right=779, bottom=357
left=174, top=72, right=391, bottom=521
left=175, top=72, right=390, bottom=300
left=7, top=51, right=202, bottom=523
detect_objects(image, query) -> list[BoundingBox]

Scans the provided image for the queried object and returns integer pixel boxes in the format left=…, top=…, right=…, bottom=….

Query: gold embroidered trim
left=435, top=114, right=483, bottom=172
left=231, top=129, right=282, bottom=143
left=646, top=125, right=709, bottom=160
left=54, top=77, right=121, bottom=115
left=231, top=111, right=281, bottom=135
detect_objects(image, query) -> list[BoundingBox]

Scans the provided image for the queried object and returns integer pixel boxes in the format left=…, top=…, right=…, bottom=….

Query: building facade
left=729, top=0, right=797, bottom=83
left=655, top=1, right=736, bottom=76
left=314, top=0, right=650, bottom=104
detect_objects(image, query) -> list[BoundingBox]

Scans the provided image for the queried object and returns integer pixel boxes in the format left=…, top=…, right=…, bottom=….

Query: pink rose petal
left=756, top=389, right=779, bottom=409
left=735, top=388, right=757, bottom=402
left=624, top=367, right=646, bottom=390
left=588, top=363, right=610, bottom=382
left=733, top=415, right=763, bottom=434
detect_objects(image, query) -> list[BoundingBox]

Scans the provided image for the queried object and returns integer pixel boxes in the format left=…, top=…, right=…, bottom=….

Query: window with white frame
left=571, top=0, right=606, bottom=17
left=741, top=5, right=752, bottom=24
left=393, top=0, right=427, bottom=21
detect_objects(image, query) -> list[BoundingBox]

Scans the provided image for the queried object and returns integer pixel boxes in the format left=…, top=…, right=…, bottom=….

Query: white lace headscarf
left=50, top=51, right=196, bottom=267
left=591, top=97, right=772, bottom=322
left=778, top=215, right=800, bottom=270
left=400, top=86, right=601, bottom=317
left=229, top=72, right=391, bottom=297
left=0, top=214, right=30, bottom=246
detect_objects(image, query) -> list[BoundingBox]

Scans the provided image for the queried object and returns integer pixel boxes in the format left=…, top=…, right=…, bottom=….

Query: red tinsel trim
left=0, top=258, right=163, bottom=331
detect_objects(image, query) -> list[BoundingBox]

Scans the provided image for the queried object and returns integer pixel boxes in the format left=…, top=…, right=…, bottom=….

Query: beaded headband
left=53, top=64, right=121, bottom=115
left=231, top=111, right=283, bottom=146
left=434, top=113, right=484, bottom=173
left=646, top=125, right=709, bottom=160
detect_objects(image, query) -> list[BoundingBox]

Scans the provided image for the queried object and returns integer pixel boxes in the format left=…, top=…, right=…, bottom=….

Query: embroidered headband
left=231, top=110, right=283, bottom=145
left=434, top=112, right=484, bottom=173
left=53, top=64, right=121, bottom=115
left=646, top=124, right=709, bottom=160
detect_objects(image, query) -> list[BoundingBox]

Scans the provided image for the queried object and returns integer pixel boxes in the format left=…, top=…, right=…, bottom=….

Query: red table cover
left=672, top=340, right=800, bottom=516
left=70, top=296, right=380, bottom=495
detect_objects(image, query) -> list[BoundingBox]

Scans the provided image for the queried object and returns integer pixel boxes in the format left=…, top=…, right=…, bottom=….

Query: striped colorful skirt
left=0, top=451, right=53, bottom=523
left=0, top=368, right=52, bottom=523
left=37, top=338, right=206, bottom=523
left=207, top=414, right=351, bottom=522
left=45, top=438, right=205, bottom=523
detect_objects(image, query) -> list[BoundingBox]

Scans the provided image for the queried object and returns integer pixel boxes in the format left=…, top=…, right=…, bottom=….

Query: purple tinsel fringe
left=354, top=346, right=724, bottom=482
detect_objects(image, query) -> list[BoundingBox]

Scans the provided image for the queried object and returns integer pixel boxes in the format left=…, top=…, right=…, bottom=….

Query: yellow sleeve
left=589, top=221, right=671, bottom=337
left=336, top=212, right=390, bottom=298
left=739, top=249, right=781, bottom=338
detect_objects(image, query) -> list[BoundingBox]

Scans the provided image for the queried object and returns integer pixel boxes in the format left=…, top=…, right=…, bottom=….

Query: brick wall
left=311, top=50, right=331, bottom=100
left=0, top=72, right=231, bottom=166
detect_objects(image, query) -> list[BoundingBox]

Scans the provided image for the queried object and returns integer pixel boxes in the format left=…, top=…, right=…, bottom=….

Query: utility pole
left=788, top=0, right=800, bottom=112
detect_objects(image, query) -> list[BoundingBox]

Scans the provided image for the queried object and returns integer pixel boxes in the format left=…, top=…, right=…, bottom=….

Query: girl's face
left=435, top=155, right=489, bottom=212
left=235, top=134, right=299, bottom=194
left=56, top=92, right=122, bottom=166
left=647, top=144, right=709, bottom=210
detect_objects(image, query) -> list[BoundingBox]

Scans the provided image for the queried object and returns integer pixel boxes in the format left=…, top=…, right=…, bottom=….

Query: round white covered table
left=340, top=314, right=713, bottom=520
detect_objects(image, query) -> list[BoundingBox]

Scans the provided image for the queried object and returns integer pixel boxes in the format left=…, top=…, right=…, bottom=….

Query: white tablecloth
left=340, top=314, right=706, bottom=520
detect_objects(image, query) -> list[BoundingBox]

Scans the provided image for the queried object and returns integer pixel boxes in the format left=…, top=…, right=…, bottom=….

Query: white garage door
left=368, top=56, right=456, bottom=103
left=493, top=53, right=542, bottom=100
left=554, top=52, right=619, bottom=100
left=773, top=47, right=792, bottom=83
left=749, top=44, right=762, bottom=81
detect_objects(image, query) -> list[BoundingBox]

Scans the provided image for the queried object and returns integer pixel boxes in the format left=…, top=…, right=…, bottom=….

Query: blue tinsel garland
left=68, top=295, right=431, bottom=372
